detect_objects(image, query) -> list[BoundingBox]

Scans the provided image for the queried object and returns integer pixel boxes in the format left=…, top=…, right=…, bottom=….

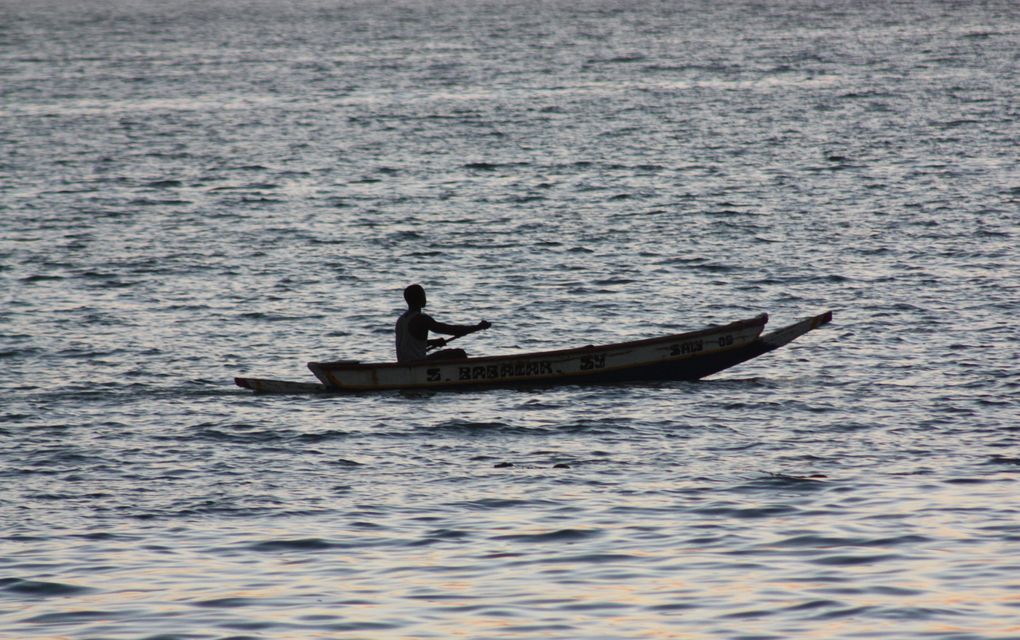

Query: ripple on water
left=0, top=578, right=93, bottom=598
left=3, top=1, right=1020, bottom=639
left=490, top=528, right=603, bottom=543
left=247, top=538, right=346, bottom=552
left=22, top=610, right=114, bottom=624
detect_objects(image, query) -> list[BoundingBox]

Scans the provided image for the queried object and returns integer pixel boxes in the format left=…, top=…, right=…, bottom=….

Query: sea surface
left=2, top=0, right=1019, bottom=638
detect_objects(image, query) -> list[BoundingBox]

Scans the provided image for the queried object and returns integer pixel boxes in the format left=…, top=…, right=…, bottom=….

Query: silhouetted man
left=395, top=284, right=490, bottom=363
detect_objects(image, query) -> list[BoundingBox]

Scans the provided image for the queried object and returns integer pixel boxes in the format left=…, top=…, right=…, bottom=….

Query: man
left=395, top=284, right=491, bottom=363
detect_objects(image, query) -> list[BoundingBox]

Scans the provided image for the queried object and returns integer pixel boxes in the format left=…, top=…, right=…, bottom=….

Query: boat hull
left=235, top=312, right=831, bottom=394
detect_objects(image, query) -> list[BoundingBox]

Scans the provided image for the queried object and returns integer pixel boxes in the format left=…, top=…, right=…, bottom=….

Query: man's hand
left=427, top=338, right=447, bottom=349
left=477, top=320, right=492, bottom=331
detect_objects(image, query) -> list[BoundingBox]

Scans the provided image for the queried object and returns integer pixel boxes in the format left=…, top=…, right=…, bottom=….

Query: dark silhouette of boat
left=234, top=311, right=832, bottom=394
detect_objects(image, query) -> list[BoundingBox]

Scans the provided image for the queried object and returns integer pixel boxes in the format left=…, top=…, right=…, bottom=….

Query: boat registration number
left=668, top=334, right=734, bottom=356
left=426, top=360, right=557, bottom=382
left=670, top=340, right=704, bottom=356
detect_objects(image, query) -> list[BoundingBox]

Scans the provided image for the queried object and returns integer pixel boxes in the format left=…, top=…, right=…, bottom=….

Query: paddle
left=426, top=321, right=491, bottom=352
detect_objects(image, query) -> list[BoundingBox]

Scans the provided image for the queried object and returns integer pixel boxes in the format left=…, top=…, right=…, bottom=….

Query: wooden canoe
left=234, top=311, right=832, bottom=394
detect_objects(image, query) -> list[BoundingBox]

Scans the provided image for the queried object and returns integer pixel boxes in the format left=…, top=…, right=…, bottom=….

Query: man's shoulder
left=401, top=309, right=434, bottom=325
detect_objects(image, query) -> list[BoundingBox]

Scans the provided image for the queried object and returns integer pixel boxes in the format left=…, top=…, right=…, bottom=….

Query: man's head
left=403, top=284, right=427, bottom=309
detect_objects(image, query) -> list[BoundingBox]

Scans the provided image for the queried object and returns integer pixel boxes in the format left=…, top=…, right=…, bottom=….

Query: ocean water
left=2, top=0, right=1019, bottom=638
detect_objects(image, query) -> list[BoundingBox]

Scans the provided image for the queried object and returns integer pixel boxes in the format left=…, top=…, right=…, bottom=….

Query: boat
left=234, top=310, right=832, bottom=394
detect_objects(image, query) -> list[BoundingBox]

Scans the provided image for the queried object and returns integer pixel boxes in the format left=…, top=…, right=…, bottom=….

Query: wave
left=491, top=528, right=602, bottom=543
left=0, top=578, right=93, bottom=597
left=248, top=537, right=345, bottom=552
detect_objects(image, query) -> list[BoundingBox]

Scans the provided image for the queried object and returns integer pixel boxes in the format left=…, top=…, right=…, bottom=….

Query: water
left=2, top=0, right=1019, bottom=637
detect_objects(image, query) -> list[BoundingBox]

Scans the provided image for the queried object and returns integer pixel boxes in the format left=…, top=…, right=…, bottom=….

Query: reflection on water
left=3, top=0, right=1020, bottom=637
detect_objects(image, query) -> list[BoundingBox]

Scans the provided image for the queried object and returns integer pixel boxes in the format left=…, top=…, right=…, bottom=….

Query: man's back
left=395, top=308, right=428, bottom=362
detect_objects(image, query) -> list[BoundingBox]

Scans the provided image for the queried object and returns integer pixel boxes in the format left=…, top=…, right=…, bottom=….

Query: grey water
left=2, top=0, right=1019, bottom=638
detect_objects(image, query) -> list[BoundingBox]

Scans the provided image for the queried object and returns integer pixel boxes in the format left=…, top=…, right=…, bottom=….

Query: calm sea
left=3, top=0, right=1019, bottom=638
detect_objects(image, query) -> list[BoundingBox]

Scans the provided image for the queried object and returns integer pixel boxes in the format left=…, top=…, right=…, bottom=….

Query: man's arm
left=410, top=313, right=489, bottom=339
left=425, top=316, right=490, bottom=337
